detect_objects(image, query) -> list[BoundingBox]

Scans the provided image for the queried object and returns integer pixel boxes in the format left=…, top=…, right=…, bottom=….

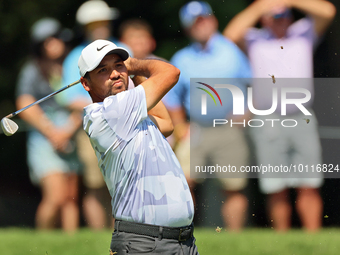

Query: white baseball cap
left=31, top=18, right=61, bottom=42
left=78, top=39, right=130, bottom=77
left=76, top=0, right=119, bottom=25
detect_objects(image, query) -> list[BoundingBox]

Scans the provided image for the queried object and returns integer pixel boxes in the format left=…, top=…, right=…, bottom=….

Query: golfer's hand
left=132, top=75, right=147, bottom=87
left=124, top=57, right=133, bottom=73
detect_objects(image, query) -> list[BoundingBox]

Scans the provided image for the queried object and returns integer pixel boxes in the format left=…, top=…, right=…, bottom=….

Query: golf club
left=1, top=79, right=81, bottom=136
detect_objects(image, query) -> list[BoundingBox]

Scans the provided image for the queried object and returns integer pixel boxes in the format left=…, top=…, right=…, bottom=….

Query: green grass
left=0, top=227, right=339, bottom=255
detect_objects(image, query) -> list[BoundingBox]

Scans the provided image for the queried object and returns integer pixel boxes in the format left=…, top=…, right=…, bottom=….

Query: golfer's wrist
left=126, top=58, right=153, bottom=77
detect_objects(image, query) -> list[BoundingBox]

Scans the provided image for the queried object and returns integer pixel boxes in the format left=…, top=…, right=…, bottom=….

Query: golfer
left=78, top=39, right=197, bottom=254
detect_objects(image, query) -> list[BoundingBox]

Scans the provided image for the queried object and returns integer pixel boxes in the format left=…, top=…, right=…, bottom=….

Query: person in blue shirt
left=62, top=0, right=132, bottom=230
left=63, top=0, right=131, bottom=107
left=163, top=1, right=252, bottom=231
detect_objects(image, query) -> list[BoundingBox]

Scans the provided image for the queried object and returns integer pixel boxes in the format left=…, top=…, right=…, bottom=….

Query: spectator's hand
left=46, top=111, right=82, bottom=153
left=46, top=127, right=73, bottom=153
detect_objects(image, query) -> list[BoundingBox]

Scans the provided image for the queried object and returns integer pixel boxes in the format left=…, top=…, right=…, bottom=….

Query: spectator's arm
left=223, top=0, right=276, bottom=49
left=288, top=0, right=336, bottom=36
left=223, top=0, right=336, bottom=49
left=16, top=95, right=55, bottom=138
left=16, top=94, right=81, bottom=152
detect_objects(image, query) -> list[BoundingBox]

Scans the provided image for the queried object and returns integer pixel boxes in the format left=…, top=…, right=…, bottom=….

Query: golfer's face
left=88, top=53, right=128, bottom=100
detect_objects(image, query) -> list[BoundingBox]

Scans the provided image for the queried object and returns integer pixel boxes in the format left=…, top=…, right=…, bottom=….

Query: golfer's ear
left=81, top=77, right=91, bottom=92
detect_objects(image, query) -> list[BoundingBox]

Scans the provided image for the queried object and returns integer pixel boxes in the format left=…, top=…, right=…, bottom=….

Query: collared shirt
left=163, top=32, right=252, bottom=124
left=245, top=18, right=318, bottom=114
left=245, top=18, right=318, bottom=78
left=83, top=86, right=194, bottom=227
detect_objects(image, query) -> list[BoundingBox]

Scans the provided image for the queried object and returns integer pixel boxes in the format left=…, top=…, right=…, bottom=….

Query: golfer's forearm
left=127, top=58, right=179, bottom=82
left=132, top=75, right=147, bottom=86
left=126, top=58, right=180, bottom=111
left=167, top=107, right=189, bottom=141
left=149, top=115, right=173, bottom=137
left=148, top=101, right=174, bottom=137
left=167, top=107, right=187, bottom=127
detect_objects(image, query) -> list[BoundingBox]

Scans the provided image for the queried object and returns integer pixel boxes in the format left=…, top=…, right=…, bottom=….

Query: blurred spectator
left=62, top=0, right=131, bottom=230
left=119, top=18, right=165, bottom=61
left=15, top=17, right=80, bottom=232
left=163, top=1, right=252, bottom=231
left=63, top=0, right=130, bottom=106
left=224, top=0, right=336, bottom=232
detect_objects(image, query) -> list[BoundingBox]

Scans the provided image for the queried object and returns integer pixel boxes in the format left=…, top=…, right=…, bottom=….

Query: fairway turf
left=0, top=227, right=339, bottom=255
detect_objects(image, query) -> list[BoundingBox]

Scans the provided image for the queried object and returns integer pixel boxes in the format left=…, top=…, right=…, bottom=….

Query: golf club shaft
left=5, top=80, right=81, bottom=119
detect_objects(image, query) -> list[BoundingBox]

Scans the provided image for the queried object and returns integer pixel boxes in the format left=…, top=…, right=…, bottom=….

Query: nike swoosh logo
left=97, top=44, right=109, bottom=51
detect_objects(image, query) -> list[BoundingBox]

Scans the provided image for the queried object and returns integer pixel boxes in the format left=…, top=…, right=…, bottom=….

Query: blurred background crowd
left=1, top=0, right=340, bottom=233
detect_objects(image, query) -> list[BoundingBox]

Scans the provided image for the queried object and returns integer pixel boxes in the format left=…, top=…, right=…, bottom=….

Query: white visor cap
left=78, top=39, right=129, bottom=77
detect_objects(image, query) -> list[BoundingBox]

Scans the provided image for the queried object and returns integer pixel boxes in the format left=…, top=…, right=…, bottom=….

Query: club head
left=1, top=117, right=19, bottom=136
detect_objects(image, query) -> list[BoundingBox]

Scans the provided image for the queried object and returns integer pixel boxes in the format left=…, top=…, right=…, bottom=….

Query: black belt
left=114, top=220, right=194, bottom=242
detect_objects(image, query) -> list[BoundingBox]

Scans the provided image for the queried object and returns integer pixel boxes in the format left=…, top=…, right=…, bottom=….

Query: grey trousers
left=110, top=231, right=199, bottom=255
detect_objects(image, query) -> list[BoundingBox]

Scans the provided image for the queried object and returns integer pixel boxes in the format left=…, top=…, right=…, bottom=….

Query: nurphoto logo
left=196, top=80, right=312, bottom=128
